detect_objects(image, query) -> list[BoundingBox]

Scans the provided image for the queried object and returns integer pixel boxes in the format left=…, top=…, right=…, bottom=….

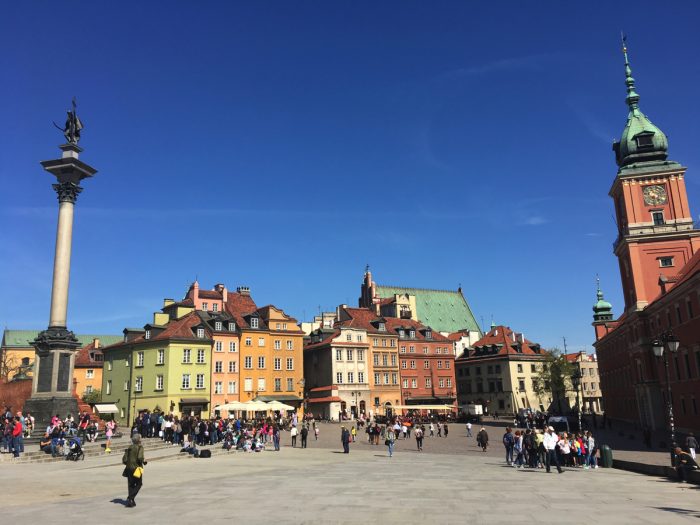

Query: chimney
left=93, top=338, right=100, bottom=349
left=237, top=286, right=250, bottom=296
left=516, top=333, right=524, bottom=343
left=163, top=298, right=175, bottom=307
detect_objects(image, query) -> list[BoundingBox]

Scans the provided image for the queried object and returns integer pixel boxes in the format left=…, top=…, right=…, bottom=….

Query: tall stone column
left=24, top=138, right=97, bottom=427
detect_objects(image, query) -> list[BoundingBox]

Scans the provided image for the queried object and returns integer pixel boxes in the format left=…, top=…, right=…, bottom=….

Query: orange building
left=73, top=339, right=104, bottom=398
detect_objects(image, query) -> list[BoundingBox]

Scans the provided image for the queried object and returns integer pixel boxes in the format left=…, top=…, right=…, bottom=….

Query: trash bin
left=599, top=444, right=613, bottom=468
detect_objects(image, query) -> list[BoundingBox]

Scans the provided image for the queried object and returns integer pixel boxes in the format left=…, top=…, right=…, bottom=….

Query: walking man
left=503, top=427, right=515, bottom=465
left=341, top=426, right=350, bottom=453
left=300, top=425, right=308, bottom=449
left=543, top=426, right=563, bottom=473
left=290, top=425, right=298, bottom=447
left=466, top=421, right=472, bottom=437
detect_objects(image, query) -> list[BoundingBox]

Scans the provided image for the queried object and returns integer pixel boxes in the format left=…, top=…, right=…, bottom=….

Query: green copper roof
left=592, top=279, right=613, bottom=322
left=1, top=329, right=123, bottom=349
left=613, top=38, right=668, bottom=167
left=374, top=286, right=481, bottom=334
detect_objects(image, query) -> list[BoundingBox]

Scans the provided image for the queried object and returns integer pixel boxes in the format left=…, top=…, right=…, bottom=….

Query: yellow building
left=73, top=339, right=105, bottom=398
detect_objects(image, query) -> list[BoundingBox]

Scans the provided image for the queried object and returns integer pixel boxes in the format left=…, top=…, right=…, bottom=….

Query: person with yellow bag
left=122, top=433, right=146, bottom=508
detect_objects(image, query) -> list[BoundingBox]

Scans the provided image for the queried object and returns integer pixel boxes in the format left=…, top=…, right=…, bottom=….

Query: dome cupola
left=592, top=278, right=613, bottom=323
left=612, top=37, right=669, bottom=167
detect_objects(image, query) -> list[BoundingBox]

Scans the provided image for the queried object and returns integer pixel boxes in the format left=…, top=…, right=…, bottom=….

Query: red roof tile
left=75, top=341, right=104, bottom=367
left=468, top=325, right=541, bottom=357
left=198, top=290, right=222, bottom=299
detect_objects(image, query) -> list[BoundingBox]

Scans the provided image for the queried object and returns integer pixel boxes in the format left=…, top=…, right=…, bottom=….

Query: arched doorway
left=359, top=400, right=366, bottom=415
left=384, top=401, right=393, bottom=418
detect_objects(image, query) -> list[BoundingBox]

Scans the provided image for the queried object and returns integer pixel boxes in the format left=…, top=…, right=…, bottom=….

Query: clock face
left=643, top=185, right=667, bottom=206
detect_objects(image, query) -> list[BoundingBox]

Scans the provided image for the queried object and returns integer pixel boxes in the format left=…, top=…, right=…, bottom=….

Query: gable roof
left=374, top=285, right=480, bottom=334
left=1, top=330, right=122, bottom=349
left=75, top=341, right=104, bottom=367
left=468, top=325, right=541, bottom=357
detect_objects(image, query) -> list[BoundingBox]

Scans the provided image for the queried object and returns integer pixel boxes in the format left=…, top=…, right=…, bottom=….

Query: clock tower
left=611, top=40, right=700, bottom=312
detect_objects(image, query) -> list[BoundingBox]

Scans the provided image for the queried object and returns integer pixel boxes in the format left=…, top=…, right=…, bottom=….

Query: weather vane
left=53, top=97, right=84, bottom=145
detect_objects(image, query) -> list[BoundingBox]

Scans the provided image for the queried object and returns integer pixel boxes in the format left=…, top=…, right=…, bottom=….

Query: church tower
left=610, top=39, right=700, bottom=312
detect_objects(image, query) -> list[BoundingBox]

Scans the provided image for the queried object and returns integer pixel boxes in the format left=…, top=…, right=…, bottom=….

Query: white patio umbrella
left=214, top=401, right=248, bottom=412
left=266, top=401, right=295, bottom=411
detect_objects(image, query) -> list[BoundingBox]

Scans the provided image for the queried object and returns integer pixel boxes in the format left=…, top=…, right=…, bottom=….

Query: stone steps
left=0, top=438, right=172, bottom=464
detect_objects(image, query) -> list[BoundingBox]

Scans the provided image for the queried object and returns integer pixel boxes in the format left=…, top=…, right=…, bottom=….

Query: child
left=351, top=426, right=357, bottom=442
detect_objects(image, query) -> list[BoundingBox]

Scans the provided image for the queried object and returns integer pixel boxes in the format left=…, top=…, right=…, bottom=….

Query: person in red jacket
left=11, top=416, right=23, bottom=458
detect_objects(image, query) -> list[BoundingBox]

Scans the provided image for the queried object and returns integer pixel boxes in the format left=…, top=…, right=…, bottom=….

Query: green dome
left=592, top=281, right=613, bottom=323
left=612, top=43, right=669, bottom=167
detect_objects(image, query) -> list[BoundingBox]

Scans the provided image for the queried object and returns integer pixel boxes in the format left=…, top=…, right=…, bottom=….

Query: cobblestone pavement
left=2, top=426, right=698, bottom=524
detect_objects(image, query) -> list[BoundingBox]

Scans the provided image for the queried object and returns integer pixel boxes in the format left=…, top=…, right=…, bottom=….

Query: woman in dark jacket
left=122, top=433, right=146, bottom=507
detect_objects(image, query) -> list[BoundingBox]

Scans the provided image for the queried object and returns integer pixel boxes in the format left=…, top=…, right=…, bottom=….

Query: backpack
left=503, top=433, right=514, bottom=446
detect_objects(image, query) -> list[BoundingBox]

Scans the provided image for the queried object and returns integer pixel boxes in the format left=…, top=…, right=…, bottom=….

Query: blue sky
left=1, top=2, right=699, bottom=352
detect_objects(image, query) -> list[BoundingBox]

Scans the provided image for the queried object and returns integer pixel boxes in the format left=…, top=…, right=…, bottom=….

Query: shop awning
left=94, top=403, right=119, bottom=414
left=392, top=404, right=457, bottom=411
left=180, top=398, right=209, bottom=404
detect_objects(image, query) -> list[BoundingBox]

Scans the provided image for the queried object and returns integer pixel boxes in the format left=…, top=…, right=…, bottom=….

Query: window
left=106, top=380, right=112, bottom=395
left=197, top=328, right=205, bottom=338
left=196, top=374, right=205, bottom=389
left=157, top=349, right=165, bottom=365
left=125, top=356, right=130, bottom=367
left=228, top=381, right=237, bottom=394
left=202, top=303, right=208, bottom=311
left=409, top=330, right=415, bottom=338
left=373, top=338, right=379, bottom=346
left=426, top=330, right=432, bottom=339
left=258, top=337, right=265, bottom=347
left=107, top=360, right=113, bottom=371
left=373, top=354, right=379, bottom=366
left=437, top=360, right=443, bottom=369
left=228, top=322, right=235, bottom=331
left=215, top=361, right=223, bottom=373
left=215, top=321, right=222, bottom=331
left=245, top=337, right=252, bottom=347
left=391, top=354, right=397, bottom=366
left=425, top=377, right=432, bottom=388
left=445, top=361, right=450, bottom=369
left=258, top=356, right=265, bottom=369
left=276, top=323, right=281, bottom=330
left=136, top=351, right=144, bottom=367
left=337, top=372, right=343, bottom=384
left=659, top=256, right=674, bottom=268
left=274, top=378, right=282, bottom=392
left=182, top=374, right=190, bottom=389
left=282, top=323, right=287, bottom=330
left=212, top=303, right=218, bottom=312
left=357, top=334, right=363, bottom=342
left=347, top=333, right=352, bottom=341
left=439, top=378, right=445, bottom=388
left=518, top=379, right=525, bottom=390
left=348, top=372, right=354, bottom=383
left=214, top=381, right=222, bottom=394
left=517, top=364, right=523, bottom=373
left=274, top=357, right=282, bottom=371
left=124, top=379, right=130, bottom=391
left=250, top=317, right=259, bottom=329
left=286, top=358, right=294, bottom=370
left=337, top=349, right=343, bottom=361
left=155, top=374, right=163, bottom=391
left=411, top=378, right=417, bottom=388
left=257, top=378, right=265, bottom=391
left=410, top=360, right=416, bottom=369
left=401, top=360, right=407, bottom=369
left=403, top=379, right=409, bottom=388
left=183, top=349, right=191, bottom=364
left=409, top=345, right=415, bottom=353
left=382, top=354, right=388, bottom=366
left=228, top=361, right=236, bottom=373
left=652, top=211, right=665, bottom=226
left=447, top=378, right=452, bottom=388
left=274, top=340, right=281, bottom=350
left=382, top=339, right=387, bottom=347
left=374, top=373, right=380, bottom=385
left=358, top=372, right=364, bottom=383
left=357, top=350, right=364, bottom=361
left=229, top=341, right=237, bottom=352
left=424, top=360, right=430, bottom=369
left=244, top=378, right=252, bottom=392
left=391, top=373, right=397, bottom=384
left=400, top=345, right=406, bottom=354
left=286, top=340, right=293, bottom=350
left=197, top=349, right=206, bottom=364
left=384, top=373, right=390, bottom=385
left=145, top=330, right=151, bottom=340
left=347, top=349, right=353, bottom=361
left=399, top=329, right=405, bottom=337
left=244, top=356, right=252, bottom=369
left=423, top=347, right=429, bottom=354
left=86, top=369, right=94, bottom=379
left=215, top=341, right=223, bottom=352
left=378, top=322, right=386, bottom=331
left=287, top=378, right=294, bottom=391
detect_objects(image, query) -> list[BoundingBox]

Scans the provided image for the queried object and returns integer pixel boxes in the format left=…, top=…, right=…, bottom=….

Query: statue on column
left=53, top=97, right=83, bottom=145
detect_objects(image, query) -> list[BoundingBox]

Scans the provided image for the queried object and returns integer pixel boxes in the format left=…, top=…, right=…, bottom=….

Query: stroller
left=65, top=436, right=85, bottom=461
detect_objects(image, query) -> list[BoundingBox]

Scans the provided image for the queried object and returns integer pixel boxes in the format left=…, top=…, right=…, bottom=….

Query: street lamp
left=571, top=370, right=582, bottom=433
left=651, top=331, right=680, bottom=465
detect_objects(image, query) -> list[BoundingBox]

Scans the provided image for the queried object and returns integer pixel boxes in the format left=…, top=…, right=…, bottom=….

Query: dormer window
left=250, top=317, right=259, bottom=329
left=197, top=328, right=205, bottom=338
left=378, top=322, right=386, bottom=332
left=145, top=330, right=151, bottom=340
left=636, top=133, right=654, bottom=148
left=215, top=321, right=222, bottom=331
left=398, top=329, right=405, bottom=337
left=228, top=322, right=235, bottom=331
left=426, top=330, right=432, bottom=339
left=409, top=330, right=415, bottom=338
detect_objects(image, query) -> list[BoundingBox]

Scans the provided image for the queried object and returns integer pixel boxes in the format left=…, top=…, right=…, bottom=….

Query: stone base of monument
left=23, top=396, right=79, bottom=431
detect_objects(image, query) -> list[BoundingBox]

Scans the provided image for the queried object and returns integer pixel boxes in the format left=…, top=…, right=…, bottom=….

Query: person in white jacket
left=543, top=427, right=563, bottom=473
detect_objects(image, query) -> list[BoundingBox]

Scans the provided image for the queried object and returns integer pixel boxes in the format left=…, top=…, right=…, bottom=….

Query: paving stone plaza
left=2, top=424, right=698, bottom=524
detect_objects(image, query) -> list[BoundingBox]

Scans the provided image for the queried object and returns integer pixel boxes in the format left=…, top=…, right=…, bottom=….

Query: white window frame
left=196, top=374, right=205, bottom=389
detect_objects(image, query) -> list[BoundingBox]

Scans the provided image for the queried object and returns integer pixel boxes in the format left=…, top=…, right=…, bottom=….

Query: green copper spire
left=592, top=276, right=613, bottom=323
left=613, top=34, right=669, bottom=168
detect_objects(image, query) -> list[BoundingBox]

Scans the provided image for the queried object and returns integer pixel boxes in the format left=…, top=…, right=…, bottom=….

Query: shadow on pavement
left=110, top=498, right=129, bottom=507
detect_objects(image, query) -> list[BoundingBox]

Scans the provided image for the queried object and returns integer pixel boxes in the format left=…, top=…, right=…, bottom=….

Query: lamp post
left=651, top=331, right=680, bottom=465
left=571, top=370, right=582, bottom=433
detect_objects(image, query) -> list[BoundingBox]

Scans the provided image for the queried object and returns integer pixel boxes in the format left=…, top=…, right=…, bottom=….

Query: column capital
left=32, top=326, right=81, bottom=355
left=52, top=182, right=83, bottom=203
